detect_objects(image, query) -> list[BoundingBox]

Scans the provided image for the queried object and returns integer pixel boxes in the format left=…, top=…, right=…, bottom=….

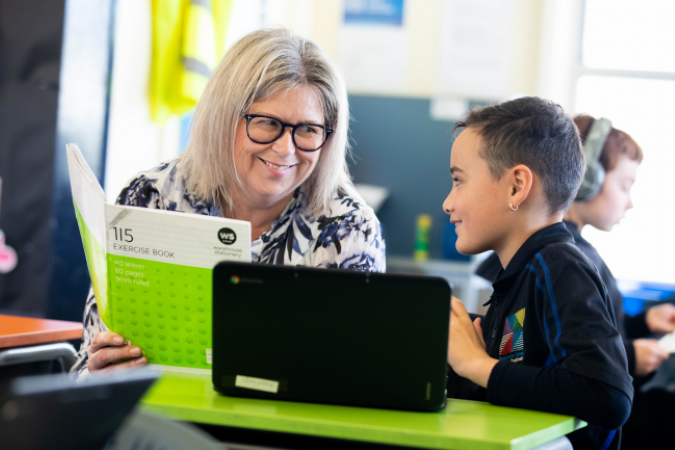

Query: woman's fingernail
left=113, top=336, right=124, bottom=344
left=136, top=357, right=147, bottom=365
left=130, top=347, right=141, bottom=356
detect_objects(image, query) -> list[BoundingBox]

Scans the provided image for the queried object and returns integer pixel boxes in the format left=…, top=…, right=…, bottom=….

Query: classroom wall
left=347, top=95, right=456, bottom=259
left=304, top=0, right=545, bottom=98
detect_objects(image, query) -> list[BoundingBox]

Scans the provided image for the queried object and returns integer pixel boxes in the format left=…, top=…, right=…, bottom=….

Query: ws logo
left=217, top=228, right=237, bottom=245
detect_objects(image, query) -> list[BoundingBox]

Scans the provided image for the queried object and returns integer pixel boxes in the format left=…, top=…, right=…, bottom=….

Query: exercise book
left=66, top=144, right=251, bottom=373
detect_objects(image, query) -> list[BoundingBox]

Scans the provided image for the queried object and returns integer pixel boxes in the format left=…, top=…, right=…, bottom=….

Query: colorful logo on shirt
left=499, top=308, right=525, bottom=362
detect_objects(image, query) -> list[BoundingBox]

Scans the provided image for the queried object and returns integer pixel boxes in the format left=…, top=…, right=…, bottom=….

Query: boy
left=444, top=98, right=633, bottom=450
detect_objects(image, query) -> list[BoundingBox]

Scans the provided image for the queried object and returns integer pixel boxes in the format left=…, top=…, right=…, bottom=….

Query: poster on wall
left=436, top=0, right=515, bottom=100
left=339, top=0, right=407, bottom=93
left=343, top=0, right=404, bottom=25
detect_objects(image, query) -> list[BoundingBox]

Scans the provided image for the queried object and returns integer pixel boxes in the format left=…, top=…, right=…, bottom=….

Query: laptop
left=0, top=368, right=159, bottom=450
left=212, top=262, right=451, bottom=412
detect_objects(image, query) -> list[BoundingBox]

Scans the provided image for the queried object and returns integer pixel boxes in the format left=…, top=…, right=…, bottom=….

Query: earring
left=509, top=203, right=518, bottom=211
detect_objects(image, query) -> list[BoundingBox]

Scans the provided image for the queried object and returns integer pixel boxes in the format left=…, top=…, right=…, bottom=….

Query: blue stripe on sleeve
left=599, top=429, right=616, bottom=450
left=526, top=263, right=558, bottom=364
left=525, top=264, right=546, bottom=293
left=541, top=309, right=558, bottom=365
left=535, top=253, right=567, bottom=359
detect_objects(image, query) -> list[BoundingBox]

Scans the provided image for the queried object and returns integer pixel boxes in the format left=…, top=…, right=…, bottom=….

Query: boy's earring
left=509, top=203, right=518, bottom=211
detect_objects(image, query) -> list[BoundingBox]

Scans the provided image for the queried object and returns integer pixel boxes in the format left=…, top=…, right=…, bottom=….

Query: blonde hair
left=181, top=28, right=353, bottom=218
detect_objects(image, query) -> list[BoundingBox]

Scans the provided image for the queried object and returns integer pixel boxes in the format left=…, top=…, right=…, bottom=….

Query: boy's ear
left=507, top=164, right=533, bottom=209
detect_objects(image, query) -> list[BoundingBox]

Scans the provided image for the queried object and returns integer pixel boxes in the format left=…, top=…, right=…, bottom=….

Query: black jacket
left=451, top=223, right=633, bottom=450
left=477, top=222, right=652, bottom=377
left=563, top=222, right=652, bottom=376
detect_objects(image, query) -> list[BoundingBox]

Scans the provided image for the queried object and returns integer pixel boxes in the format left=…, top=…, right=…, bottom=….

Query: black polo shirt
left=564, top=221, right=651, bottom=376
left=448, top=222, right=633, bottom=450
left=478, top=222, right=654, bottom=377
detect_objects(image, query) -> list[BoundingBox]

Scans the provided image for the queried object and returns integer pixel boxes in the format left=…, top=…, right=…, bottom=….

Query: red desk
left=0, top=314, right=82, bottom=348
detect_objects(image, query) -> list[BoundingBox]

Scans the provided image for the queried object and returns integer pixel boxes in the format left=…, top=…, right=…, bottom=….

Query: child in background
left=563, top=115, right=675, bottom=449
left=565, top=115, right=675, bottom=377
left=444, top=97, right=632, bottom=450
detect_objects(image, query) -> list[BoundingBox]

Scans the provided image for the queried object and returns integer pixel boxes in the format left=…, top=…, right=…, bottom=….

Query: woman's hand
left=633, top=338, right=669, bottom=376
left=447, top=297, right=498, bottom=388
left=646, top=304, right=675, bottom=334
left=87, top=331, right=147, bottom=372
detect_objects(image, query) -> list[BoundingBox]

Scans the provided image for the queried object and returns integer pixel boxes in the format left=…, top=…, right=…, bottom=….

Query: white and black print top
left=71, top=157, right=386, bottom=378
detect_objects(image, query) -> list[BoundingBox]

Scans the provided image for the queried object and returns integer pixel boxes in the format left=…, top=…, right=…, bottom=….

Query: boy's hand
left=448, top=297, right=498, bottom=388
left=634, top=338, right=669, bottom=376
left=646, top=304, right=675, bottom=334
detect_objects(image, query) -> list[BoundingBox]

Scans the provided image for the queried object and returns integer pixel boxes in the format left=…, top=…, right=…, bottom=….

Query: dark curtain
left=0, top=0, right=114, bottom=321
left=0, top=0, right=65, bottom=315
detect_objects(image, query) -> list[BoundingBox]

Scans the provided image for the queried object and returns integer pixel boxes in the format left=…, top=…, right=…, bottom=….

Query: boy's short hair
left=454, top=97, right=585, bottom=214
left=574, top=114, right=643, bottom=172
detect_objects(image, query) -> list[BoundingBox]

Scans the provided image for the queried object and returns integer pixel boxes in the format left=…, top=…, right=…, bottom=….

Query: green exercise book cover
left=66, top=144, right=251, bottom=373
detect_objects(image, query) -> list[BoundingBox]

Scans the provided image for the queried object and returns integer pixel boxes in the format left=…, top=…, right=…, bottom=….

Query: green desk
left=141, top=372, right=584, bottom=450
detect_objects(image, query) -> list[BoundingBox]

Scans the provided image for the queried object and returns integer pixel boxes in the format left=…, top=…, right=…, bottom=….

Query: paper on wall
left=339, top=25, right=407, bottom=94
left=436, top=0, right=516, bottom=100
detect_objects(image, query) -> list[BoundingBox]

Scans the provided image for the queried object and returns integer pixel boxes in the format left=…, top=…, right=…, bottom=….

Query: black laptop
left=0, top=368, right=159, bottom=450
left=212, top=262, right=451, bottom=412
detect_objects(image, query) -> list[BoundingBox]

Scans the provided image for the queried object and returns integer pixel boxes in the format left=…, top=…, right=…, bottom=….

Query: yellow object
left=149, top=0, right=234, bottom=125
left=414, top=214, right=432, bottom=262
left=515, top=307, right=526, bottom=326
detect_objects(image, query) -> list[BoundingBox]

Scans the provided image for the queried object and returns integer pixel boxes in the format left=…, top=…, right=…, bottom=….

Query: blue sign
left=344, top=0, right=405, bottom=26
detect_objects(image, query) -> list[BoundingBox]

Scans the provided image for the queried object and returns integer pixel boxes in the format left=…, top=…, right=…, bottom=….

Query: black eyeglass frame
left=240, top=112, right=334, bottom=152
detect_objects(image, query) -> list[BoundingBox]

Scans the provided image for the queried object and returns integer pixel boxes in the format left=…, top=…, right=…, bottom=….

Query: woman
left=72, top=28, right=386, bottom=377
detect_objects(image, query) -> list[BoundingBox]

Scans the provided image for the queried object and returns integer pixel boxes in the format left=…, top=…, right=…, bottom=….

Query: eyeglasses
left=240, top=112, right=334, bottom=152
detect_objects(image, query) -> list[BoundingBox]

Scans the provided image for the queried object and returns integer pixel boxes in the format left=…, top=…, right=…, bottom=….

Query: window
left=573, top=0, right=675, bottom=283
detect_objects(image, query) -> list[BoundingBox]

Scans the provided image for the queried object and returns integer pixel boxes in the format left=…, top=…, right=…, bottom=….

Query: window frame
left=571, top=0, right=675, bottom=112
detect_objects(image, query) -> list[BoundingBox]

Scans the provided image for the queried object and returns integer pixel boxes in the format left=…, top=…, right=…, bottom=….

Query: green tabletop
left=141, top=372, right=584, bottom=450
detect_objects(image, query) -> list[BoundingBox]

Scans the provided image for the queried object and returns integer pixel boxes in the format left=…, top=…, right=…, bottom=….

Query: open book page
left=66, top=144, right=110, bottom=320
left=68, top=143, right=106, bottom=200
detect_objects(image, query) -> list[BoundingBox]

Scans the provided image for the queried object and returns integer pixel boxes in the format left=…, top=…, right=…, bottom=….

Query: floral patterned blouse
left=71, top=157, right=386, bottom=378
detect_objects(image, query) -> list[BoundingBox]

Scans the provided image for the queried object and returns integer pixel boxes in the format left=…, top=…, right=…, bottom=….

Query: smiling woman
left=71, top=28, right=386, bottom=378
left=229, top=86, right=326, bottom=238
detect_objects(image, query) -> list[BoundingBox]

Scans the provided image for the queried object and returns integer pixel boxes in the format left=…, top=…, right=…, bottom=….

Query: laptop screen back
left=0, top=368, right=158, bottom=450
left=212, top=263, right=450, bottom=411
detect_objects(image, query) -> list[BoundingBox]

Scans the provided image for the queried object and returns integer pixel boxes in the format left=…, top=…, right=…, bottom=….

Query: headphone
left=575, top=117, right=613, bottom=201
